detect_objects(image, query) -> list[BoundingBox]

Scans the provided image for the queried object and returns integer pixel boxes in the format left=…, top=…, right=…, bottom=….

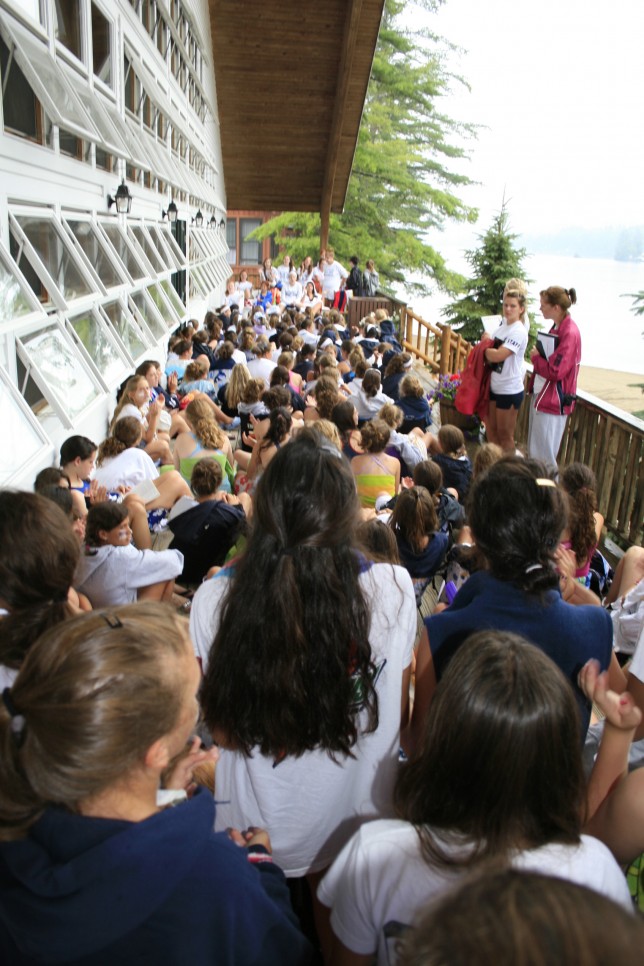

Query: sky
left=422, top=0, right=644, bottom=245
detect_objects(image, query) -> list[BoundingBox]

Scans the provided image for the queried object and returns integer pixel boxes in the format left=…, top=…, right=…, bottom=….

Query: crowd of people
left=0, top=272, right=643, bottom=965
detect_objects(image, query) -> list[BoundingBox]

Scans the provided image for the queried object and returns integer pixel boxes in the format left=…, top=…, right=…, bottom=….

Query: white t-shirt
left=490, top=320, right=528, bottom=395
left=619, top=581, right=644, bottom=660
left=247, top=356, right=277, bottom=387
left=94, top=448, right=159, bottom=490
left=117, top=403, right=147, bottom=428
left=322, top=260, right=348, bottom=300
left=282, top=281, right=303, bottom=304
left=352, top=385, right=394, bottom=420
left=318, top=820, right=632, bottom=965
left=189, top=563, right=417, bottom=875
left=75, top=544, right=183, bottom=608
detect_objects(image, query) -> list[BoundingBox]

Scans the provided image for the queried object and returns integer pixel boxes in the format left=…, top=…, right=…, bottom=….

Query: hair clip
left=535, top=478, right=556, bottom=488
left=524, top=563, right=543, bottom=574
left=101, top=614, right=123, bottom=629
left=2, top=688, right=26, bottom=746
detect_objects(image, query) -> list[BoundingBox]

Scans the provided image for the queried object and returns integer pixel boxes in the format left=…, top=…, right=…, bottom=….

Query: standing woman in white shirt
left=484, top=280, right=529, bottom=452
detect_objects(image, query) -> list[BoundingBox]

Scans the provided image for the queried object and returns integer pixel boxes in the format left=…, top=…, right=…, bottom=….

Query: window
left=91, top=3, right=112, bottom=88
left=0, top=36, right=44, bottom=143
left=65, top=219, right=127, bottom=289
left=240, top=219, right=262, bottom=264
left=54, top=0, right=82, bottom=61
left=100, top=223, right=148, bottom=281
left=148, top=281, right=184, bottom=327
left=59, top=128, right=83, bottom=160
left=0, top=18, right=98, bottom=141
left=17, top=323, right=101, bottom=423
left=11, top=213, right=95, bottom=307
left=67, top=309, right=128, bottom=386
left=100, top=299, right=149, bottom=360
left=0, top=242, right=44, bottom=324
left=160, top=278, right=186, bottom=317
left=0, top=368, right=49, bottom=485
left=130, top=290, right=167, bottom=338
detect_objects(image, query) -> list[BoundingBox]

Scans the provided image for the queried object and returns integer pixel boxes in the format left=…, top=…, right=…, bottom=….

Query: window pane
left=20, top=324, right=100, bottom=419
left=75, top=87, right=126, bottom=157
left=101, top=224, right=148, bottom=281
left=226, top=220, right=237, bottom=264
left=101, top=299, right=147, bottom=358
left=160, top=278, right=186, bottom=319
left=0, top=376, right=46, bottom=485
left=148, top=282, right=181, bottom=328
left=129, top=225, right=167, bottom=273
left=0, top=246, right=40, bottom=323
left=54, top=0, right=82, bottom=59
left=66, top=220, right=125, bottom=288
left=91, top=2, right=111, bottom=86
left=149, top=224, right=184, bottom=271
left=0, top=36, right=42, bottom=141
left=240, top=219, right=261, bottom=264
left=69, top=311, right=124, bottom=383
left=131, top=290, right=166, bottom=337
left=3, top=19, right=96, bottom=140
left=15, top=215, right=94, bottom=301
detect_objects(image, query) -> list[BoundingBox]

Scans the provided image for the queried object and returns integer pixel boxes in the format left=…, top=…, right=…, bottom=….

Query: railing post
left=405, top=309, right=413, bottom=348
left=440, top=325, right=451, bottom=375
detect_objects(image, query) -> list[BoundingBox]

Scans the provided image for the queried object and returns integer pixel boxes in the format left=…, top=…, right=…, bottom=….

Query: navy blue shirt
left=425, top=570, right=613, bottom=737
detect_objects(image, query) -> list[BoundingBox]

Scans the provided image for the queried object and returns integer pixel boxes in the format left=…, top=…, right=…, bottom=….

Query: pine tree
left=250, top=0, right=477, bottom=295
left=442, top=203, right=531, bottom=343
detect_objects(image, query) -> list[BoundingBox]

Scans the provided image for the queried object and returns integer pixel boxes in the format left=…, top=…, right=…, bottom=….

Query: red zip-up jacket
left=528, top=315, right=581, bottom=415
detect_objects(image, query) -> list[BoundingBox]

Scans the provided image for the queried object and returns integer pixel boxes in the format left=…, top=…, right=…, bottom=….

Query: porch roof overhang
left=207, top=0, right=384, bottom=221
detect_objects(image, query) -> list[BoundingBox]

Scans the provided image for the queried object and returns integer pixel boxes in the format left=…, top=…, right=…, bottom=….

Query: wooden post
left=440, top=325, right=451, bottom=375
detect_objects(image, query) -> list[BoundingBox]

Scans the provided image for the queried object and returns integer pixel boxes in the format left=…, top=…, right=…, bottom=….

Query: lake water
left=409, top=252, right=644, bottom=374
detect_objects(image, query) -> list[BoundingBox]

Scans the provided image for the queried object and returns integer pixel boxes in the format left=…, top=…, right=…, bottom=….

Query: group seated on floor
left=1, top=295, right=643, bottom=965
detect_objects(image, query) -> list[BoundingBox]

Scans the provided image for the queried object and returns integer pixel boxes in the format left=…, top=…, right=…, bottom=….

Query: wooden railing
left=400, top=306, right=470, bottom=375
left=516, top=380, right=644, bottom=547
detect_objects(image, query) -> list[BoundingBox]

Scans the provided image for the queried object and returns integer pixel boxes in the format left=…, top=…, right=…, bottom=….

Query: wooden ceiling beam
left=320, top=0, right=363, bottom=251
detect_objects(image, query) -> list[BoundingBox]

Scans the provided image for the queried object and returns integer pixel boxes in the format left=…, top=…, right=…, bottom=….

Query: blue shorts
left=489, top=389, right=524, bottom=410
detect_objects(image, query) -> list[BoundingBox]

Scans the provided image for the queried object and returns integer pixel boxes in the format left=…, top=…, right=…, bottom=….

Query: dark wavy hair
left=467, top=457, right=567, bottom=595
left=560, top=462, right=598, bottom=568
left=0, top=492, right=79, bottom=670
left=395, top=630, right=583, bottom=868
left=200, top=434, right=377, bottom=758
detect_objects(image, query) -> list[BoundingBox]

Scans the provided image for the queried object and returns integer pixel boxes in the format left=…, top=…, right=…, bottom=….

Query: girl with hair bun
left=528, top=285, right=581, bottom=469
left=351, top=418, right=401, bottom=508
left=0, top=603, right=311, bottom=965
left=407, top=457, right=622, bottom=751
left=319, top=631, right=631, bottom=966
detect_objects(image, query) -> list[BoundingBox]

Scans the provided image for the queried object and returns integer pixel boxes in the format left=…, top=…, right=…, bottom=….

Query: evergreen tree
left=250, top=0, right=477, bottom=295
left=442, top=203, right=531, bottom=343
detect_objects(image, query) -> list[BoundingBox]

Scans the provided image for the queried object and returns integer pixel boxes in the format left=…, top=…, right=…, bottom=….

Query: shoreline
left=576, top=366, right=644, bottom=417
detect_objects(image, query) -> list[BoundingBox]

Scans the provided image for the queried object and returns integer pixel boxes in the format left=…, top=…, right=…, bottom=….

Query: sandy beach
left=577, top=367, right=644, bottom=418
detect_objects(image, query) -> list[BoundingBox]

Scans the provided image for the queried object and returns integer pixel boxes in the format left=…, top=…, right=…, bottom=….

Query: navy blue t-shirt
left=424, top=570, right=613, bottom=737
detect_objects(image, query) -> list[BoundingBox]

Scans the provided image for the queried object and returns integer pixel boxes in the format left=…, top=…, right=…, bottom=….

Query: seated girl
left=94, top=417, right=191, bottom=543
left=352, top=368, right=393, bottom=422
left=173, top=398, right=235, bottom=492
left=75, top=502, right=183, bottom=607
left=0, top=604, right=312, bottom=965
left=61, top=433, right=154, bottom=551
left=110, top=375, right=173, bottom=465
left=389, top=487, right=450, bottom=604
left=135, top=359, right=187, bottom=437
left=169, top=458, right=251, bottom=585
left=247, top=407, right=293, bottom=483
left=318, top=630, right=631, bottom=965
left=396, top=372, right=433, bottom=435
left=216, top=362, right=251, bottom=419
left=431, top=424, right=472, bottom=502
left=351, top=419, right=401, bottom=509
left=412, top=459, right=465, bottom=531
left=179, top=358, right=219, bottom=397
left=559, top=462, right=604, bottom=583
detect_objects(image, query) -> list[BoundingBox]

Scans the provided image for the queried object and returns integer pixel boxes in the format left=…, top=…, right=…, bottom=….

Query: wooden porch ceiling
left=207, top=0, right=384, bottom=216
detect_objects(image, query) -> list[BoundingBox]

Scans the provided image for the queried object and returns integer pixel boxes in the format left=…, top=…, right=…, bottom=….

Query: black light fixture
left=209, top=214, right=216, bottom=229
left=162, top=200, right=178, bottom=224
left=193, top=209, right=203, bottom=228
left=107, top=180, right=132, bottom=215
left=219, top=217, right=225, bottom=230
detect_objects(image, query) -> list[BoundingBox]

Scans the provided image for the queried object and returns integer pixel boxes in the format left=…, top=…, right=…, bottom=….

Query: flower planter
left=439, top=401, right=479, bottom=433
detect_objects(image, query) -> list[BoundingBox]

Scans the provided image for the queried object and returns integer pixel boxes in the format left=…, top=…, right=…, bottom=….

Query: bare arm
left=484, top=345, right=513, bottom=363
left=401, top=627, right=435, bottom=758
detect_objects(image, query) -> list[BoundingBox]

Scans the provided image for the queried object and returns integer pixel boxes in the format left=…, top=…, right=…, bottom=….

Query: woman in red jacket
left=527, top=286, right=581, bottom=471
